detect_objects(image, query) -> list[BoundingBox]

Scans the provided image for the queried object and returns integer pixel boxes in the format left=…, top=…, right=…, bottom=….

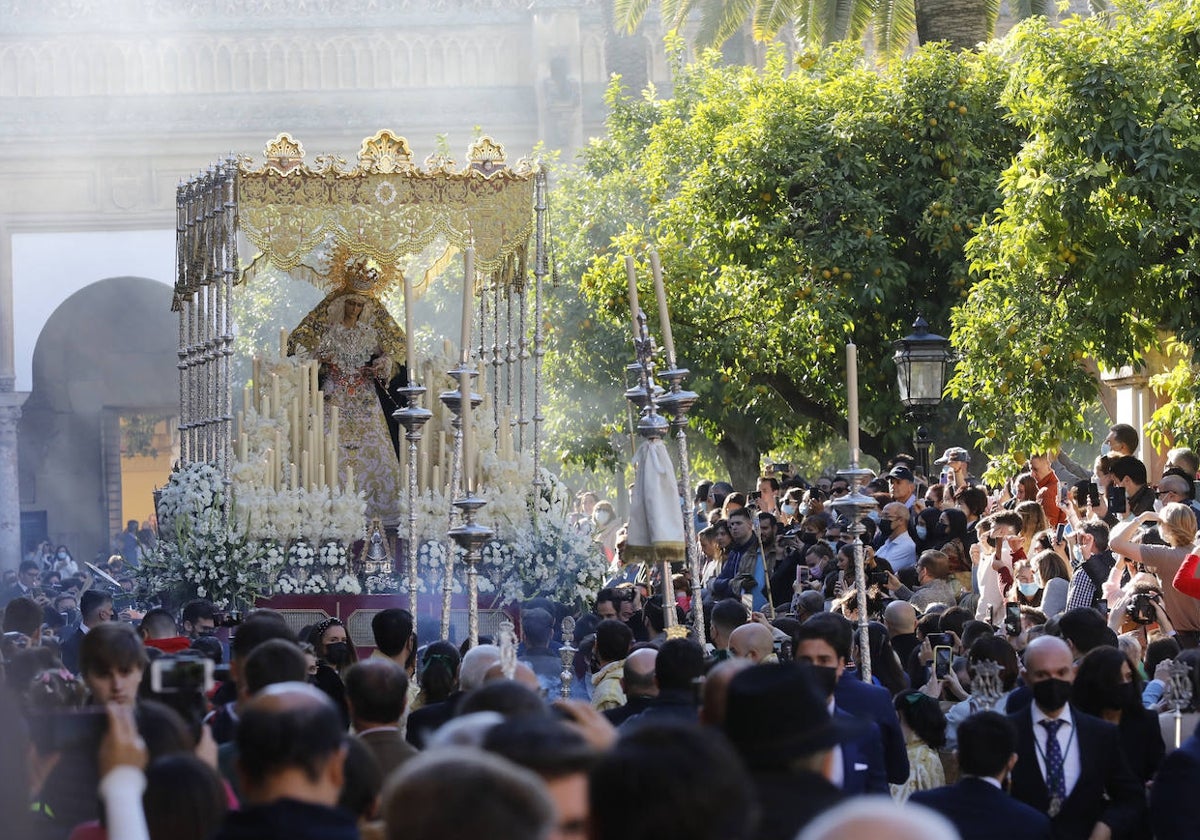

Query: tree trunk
left=717, top=423, right=762, bottom=494
left=914, top=0, right=991, bottom=51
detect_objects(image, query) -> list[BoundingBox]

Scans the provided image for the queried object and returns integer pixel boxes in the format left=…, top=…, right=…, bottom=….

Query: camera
left=1128, top=592, right=1157, bottom=625
left=149, top=653, right=215, bottom=694
left=27, top=707, right=109, bottom=753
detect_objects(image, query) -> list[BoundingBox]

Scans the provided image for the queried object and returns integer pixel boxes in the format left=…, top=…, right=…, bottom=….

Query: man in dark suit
left=59, top=589, right=113, bottom=674
left=1, top=560, right=41, bottom=606
left=912, top=711, right=1052, bottom=840
left=1007, top=636, right=1143, bottom=840
left=794, top=614, right=890, bottom=794
left=345, top=658, right=417, bottom=778
left=1149, top=730, right=1200, bottom=840
left=797, top=612, right=910, bottom=785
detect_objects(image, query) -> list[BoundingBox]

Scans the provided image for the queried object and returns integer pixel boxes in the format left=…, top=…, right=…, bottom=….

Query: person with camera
left=1110, top=504, right=1200, bottom=648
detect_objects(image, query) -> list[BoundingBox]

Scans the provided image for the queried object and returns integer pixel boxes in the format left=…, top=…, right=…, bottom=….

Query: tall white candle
left=847, top=342, right=860, bottom=466
left=280, top=328, right=288, bottom=356
left=404, top=271, right=417, bottom=377
left=461, top=248, right=475, bottom=364
left=624, top=255, right=641, bottom=342
left=347, top=466, right=355, bottom=495
left=271, top=374, right=280, bottom=417
left=461, top=371, right=473, bottom=494
left=649, top=250, right=675, bottom=367
left=290, top=462, right=298, bottom=491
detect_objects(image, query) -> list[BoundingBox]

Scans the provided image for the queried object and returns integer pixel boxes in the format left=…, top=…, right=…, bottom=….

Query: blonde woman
left=1110, top=503, right=1200, bottom=645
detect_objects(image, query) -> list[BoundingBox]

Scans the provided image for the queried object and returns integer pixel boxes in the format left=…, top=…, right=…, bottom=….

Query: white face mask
left=1018, top=581, right=1041, bottom=597
left=1154, top=499, right=1164, bottom=513
left=593, top=510, right=613, bottom=527
left=1100, top=442, right=1111, bottom=456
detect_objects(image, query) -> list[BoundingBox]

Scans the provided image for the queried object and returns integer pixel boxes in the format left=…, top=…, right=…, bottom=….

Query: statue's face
left=344, top=298, right=365, bottom=320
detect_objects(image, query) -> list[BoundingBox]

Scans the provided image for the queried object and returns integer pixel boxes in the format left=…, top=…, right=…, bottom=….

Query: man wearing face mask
left=875, top=502, right=917, bottom=573
left=793, top=614, right=893, bottom=793
left=591, top=501, right=622, bottom=566
left=1007, top=636, right=1143, bottom=840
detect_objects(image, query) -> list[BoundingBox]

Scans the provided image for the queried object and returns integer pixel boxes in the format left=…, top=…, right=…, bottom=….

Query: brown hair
left=79, top=621, right=148, bottom=677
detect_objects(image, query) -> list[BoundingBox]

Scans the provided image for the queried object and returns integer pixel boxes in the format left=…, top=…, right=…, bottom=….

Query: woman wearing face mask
left=53, top=545, right=79, bottom=577
left=306, top=617, right=355, bottom=727
left=1072, top=645, right=1164, bottom=784
left=935, top=508, right=972, bottom=591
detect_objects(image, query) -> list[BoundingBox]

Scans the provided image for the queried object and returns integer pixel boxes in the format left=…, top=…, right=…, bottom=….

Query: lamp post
left=893, top=315, right=952, bottom=480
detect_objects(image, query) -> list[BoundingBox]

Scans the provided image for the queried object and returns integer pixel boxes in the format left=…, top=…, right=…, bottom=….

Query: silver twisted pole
left=657, top=367, right=703, bottom=645
left=395, top=383, right=432, bottom=617
left=830, top=467, right=878, bottom=682
left=438, top=366, right=480, bottom=640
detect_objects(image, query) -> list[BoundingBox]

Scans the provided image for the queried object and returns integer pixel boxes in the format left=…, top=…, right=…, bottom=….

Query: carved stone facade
left=0, top=0, right=670, bottom=567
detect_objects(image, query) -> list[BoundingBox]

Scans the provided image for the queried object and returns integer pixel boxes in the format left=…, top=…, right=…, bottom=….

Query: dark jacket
left=58, top=626, right=84, bottom=674
left=617, top=690, right=699, bottom=729
left=911, top=777, right=1054, bottom=840
left=749, top=768, right=843, bottom=840
left=1150, top=731, right=1200, bottom=840
left=213, top=798, right=359, bottom=840
left=355, top=728, right=418, bottom=778
left=834, top=669, right=910, bottom=785
left=836, top=708, right=889, bottom=795
left=602, top=693, right=656, bottom=727
left=405, top=691, right=464, bottom=747
left=1008, top=707, right=1144, bottom=840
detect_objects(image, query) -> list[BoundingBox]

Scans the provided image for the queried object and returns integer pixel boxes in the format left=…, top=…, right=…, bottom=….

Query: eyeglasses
left=1156, top=489, right=1174, bottom=497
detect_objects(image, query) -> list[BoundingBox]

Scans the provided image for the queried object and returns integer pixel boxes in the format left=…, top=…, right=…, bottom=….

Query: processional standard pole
left=830, top=343, right=875, bottom=681
left=624, top=304, right=677, bottom=632
left=531, top=168, right=547, bottom=491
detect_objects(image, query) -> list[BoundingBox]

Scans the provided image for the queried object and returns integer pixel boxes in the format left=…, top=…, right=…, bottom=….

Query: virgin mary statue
left=288, top=254, right=406, bottom=525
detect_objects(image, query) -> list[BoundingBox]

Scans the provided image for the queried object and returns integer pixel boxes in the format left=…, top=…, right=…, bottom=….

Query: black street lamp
left=893, top=315, right=952, bottom=480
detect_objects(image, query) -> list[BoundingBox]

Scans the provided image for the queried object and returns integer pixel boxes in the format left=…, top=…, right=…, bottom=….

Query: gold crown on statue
left=325, top=244, right=390, bottom=297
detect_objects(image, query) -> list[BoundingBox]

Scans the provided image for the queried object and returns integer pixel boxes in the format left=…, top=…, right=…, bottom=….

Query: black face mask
left=809, top=665, right=840, bottom=699
left=800, top=533, right=818, bottom=546
left=1031, top=677, right=1073, bottom=712
left=325, top=642, right=352, bottom=666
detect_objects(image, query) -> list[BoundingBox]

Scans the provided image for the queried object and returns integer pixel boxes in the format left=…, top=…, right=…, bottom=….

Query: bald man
left=1007, top=636, right=1143, bottom=839
left=216, top=682, right=356, bottom=840
left=875, top=502, right=916, bottom=572
left=482, top=660, right=542, bottom=692
left=882, top=600, right=920, bottom=668
left=605, top=647, right=658, bottom=726
left=729, top=623, right=777, bottom=664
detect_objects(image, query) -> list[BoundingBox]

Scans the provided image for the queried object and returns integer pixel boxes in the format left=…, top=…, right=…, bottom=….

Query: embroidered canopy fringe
left=624, top=437, right=686, bottom=566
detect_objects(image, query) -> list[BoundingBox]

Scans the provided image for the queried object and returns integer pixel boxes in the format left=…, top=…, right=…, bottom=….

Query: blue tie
left=1040, top=719, right=1067, bottom=804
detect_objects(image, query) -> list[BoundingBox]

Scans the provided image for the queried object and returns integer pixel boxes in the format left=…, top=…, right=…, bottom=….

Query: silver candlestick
left=394, top=382, right=432, bottom=617
left=558, top=614, right=577, bottom=699
left=656, top=367, right=704, bottom=645
left=829, top=466, right=878, bottom=682
left=438, top=366, right=482, bottom=640
left=447, top=493, right=494, bottom=648
left=625, top=311, right=677, bottom=632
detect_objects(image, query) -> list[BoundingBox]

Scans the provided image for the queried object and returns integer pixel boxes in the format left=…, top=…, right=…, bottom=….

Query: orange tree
left=545, top=41, right=1022, bottom=488
left=949, top=0, right=1200, bottom=471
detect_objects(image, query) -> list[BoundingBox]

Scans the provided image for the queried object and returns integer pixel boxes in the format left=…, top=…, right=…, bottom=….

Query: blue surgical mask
left=866, top=511, right=881, bottom=523
left=1018, top=581, right=1041, bottom=597
left=915, top=525, right=928, bottom=541
left=1072, top=545, right=1085, bottom=565
left=798, top=504, right=811, bottom=517
left=782, top=503, right=797, bottom=516
left=1100, top=442, right=1111, bottom=456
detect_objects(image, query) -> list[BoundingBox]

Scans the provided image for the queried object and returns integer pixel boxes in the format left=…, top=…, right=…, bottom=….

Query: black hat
left=723, top=663, right=863, bottom=766
left=887, top=465, right=915, bottom=482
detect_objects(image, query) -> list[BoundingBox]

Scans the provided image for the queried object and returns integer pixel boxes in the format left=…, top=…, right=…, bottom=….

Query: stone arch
left=18, top=277, right=177, bottom=560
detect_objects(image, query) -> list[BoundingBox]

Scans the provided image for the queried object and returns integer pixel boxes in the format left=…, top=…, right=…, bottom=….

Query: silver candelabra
left=394, top=380, right=432, bottom=617
left=438, top=364, right=482, bottom=641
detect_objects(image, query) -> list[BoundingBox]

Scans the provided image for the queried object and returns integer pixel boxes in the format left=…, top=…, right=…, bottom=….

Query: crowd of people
left=6, top=422, right=1200, bottom=839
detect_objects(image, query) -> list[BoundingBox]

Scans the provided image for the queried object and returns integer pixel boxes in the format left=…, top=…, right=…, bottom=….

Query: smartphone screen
left=1108, top=485, right=1128, bottom=515
left=934, top=646, right=953, bottom=680
left=1005, top=603, right=1021, bottom=634
left=796, top=566, right=810, bottom=584
left=1055, top=523, right=1067, bottom=544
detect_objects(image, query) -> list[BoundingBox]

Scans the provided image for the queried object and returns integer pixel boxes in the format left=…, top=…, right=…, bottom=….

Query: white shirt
left=827, top=698, right=845, bottom=788
left=1031, top=702, right=1081, bottom=796
left=877, top=531, right=917, bottom=571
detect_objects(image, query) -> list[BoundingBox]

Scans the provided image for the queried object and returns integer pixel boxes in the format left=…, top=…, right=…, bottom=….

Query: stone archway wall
left=18, top=276, right=176, bottom=560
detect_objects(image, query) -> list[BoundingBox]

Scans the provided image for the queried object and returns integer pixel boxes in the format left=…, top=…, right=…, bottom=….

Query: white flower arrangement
left=319, top=541, right=348, bottom=568
left=288, top=539, right=316, bottom=568
left=136, top=462, right=267, bottom=609
left=333, top=573, right=362, bottom=594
